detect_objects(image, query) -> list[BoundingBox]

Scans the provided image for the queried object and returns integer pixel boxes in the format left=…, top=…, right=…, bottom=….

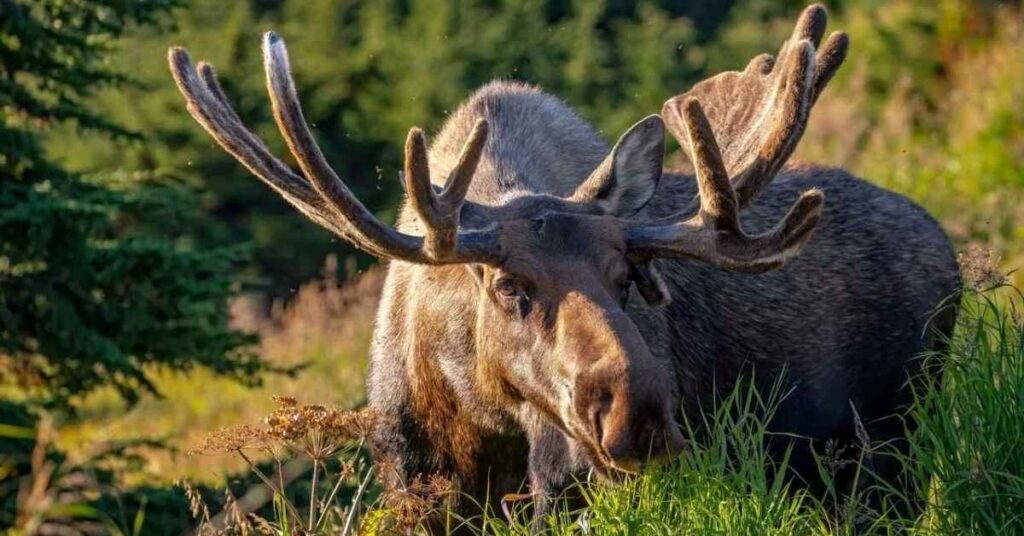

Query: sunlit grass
left=908, top=288, right=1024, bottom=534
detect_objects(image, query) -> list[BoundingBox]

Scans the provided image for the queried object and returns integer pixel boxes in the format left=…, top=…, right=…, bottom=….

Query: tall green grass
left=909, top=289, right=1024, bottom=534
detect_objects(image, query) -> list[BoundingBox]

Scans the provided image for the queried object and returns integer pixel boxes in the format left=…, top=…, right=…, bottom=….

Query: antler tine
left=261, top=33, right=499, bottom=264
left=402, top=120, right=490, bottom=261
left=683, top=98, right=825, bottom=269
left=680, top=99, right=740, bottom=234
left=172, top=50, right=412, bottom=260
left=261, top=33, right=433, bottom=262
left=812, top=31, right=849, bottom=103
left=787, top=3, right=849, bottom=102
left=193, top=62, right=351, bottom=225
left=792, top=3, right=828, bottom=47
left=168, top=48, right=358, bottom=242
left=661, top=3, right=848, bottom=221
left=627, top=99, right=824, bottom=273
left=169, top=35, right=501, bottom=265
left=196, top=61, right=307, bottom=190
left=440, top=120, right=489, bottom=213
left=730, top=38, right=815, bottom=209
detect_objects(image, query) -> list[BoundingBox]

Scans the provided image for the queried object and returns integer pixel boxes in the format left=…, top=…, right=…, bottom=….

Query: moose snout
left=578, top=369, right=684, bottom=472
left=563, top=302, right=684, bottom=471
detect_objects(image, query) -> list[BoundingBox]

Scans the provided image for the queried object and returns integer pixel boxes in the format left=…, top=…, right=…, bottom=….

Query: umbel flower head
left=188, top=424, right=271, bottom=456
left=958, top=245, right=1007, bottom=291
left=381, top=474, right=454, bottom=532
left=264, top=396, right=382, bottom=460
left=191, top=395, right=382, bottom=462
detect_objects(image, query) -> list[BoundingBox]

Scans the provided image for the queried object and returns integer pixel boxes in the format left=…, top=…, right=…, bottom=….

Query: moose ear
left=570, top=115, right=664, bottom=217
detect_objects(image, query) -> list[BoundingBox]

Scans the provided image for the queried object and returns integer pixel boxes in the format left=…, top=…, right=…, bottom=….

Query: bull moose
left=169, top=3, right=960, bottom=524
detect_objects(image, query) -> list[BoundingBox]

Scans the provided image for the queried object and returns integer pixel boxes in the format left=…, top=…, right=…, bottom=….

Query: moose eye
left=494, top=277, right=523, bottom=299
left=493, top=277, right=531, bottom=318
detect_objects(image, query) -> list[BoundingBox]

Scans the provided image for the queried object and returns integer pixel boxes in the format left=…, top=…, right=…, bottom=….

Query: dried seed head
left=224, top=488, right=249, bottom=533
left=179, top=479, right=211, bottom=522
left=381, top=473, right=454, bottom=532
left=264, top=396, right=384, bottom=460
left=423, top=473, right=454, bottom=497
left=189, top=425, right=272, bottom=455
left=248, top=513, right=276, bottom=535
left=959, top=245, right=1006, bottom=291
left=272, top=395, right=298, bottom=407
left=264, top=401, right=308, bottom=442
left=374, top=456, right=402, bottom=490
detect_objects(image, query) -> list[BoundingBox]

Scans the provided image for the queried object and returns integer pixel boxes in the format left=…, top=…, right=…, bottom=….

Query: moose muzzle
left=562, top=299, right=684, bottom=472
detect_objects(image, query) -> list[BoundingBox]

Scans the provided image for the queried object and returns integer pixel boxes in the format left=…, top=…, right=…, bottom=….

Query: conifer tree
left=0, top=0, right=259, bottom=408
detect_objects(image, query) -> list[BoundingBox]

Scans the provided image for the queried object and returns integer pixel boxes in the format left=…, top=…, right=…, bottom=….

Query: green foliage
left=0, top=399, right=216, bottom=535
left=794, top=1, right=1024, bottom=279
left=0, top=0, right=258, bottom=409
left=909, top=289, right=1024, bottom=534
left=0, top=401, right=41, bottom=528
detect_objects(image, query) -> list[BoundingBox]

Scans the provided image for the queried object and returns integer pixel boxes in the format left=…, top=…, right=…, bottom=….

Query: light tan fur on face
left=470, top=214, right=683, bottom=472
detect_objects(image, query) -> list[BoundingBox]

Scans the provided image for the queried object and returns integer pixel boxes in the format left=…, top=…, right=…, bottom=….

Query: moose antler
left=662, top=3, right=848, bottom=209
left=168, top=33, right=501, bottom=265
left=628, top=4, right=845, bottom=274
left=628, top=98, right=823, bottom=272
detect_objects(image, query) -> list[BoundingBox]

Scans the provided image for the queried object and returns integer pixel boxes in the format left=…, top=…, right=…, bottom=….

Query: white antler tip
left=167, top=47, right=191, bottom=68
left=798, top=188, right=826, bottom=215
left=808, top=4, right=828, bottom=18
left=262, top=32, right=288, bottom=63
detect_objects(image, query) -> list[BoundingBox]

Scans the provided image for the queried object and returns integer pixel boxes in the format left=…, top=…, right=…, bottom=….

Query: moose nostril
left=591, top=395, right=685, bottom=471
left=592, top=395, right=641, bottom=465
left=587, top=393, right=608, bottom=442
left=590, top=391, right=612, bottom=442
left=598, top=390, right=613, bottom=408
